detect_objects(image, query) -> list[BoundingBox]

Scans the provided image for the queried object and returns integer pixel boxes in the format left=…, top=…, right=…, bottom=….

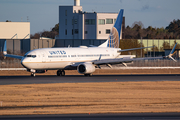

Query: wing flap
left=93, top=58, right=133, bottom=65
left=118, top=46, right=153, bottom=52
left=93, top=55, right=174, bottom=66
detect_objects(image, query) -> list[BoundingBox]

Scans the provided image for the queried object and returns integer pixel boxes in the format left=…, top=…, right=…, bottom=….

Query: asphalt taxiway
left=0, top=74, right=179, bottom=85
left=1, top=113, right=180, bottom=120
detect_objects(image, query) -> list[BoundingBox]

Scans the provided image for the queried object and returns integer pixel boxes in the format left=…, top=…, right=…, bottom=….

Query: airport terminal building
left=56, top=0, right=125, bottom=40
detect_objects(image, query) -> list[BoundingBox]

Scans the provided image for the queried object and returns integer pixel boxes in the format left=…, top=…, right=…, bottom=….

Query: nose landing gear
left=57, top=70, right=65, bottom=76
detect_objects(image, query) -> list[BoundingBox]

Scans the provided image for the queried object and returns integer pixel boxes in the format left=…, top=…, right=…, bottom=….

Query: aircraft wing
left=118, top=46, right=153, bottom=52
left=92, top=57, right=164, bottom=65
left=93, top=43, right=177, bottom=66
left=3, top=41, right=23, bottom=60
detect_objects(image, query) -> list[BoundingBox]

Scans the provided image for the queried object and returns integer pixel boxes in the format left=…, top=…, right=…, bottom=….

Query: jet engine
left=77, top=63, right=95, bottom=74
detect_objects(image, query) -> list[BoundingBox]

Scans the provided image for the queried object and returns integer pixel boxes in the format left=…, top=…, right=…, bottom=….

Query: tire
left=57, top=71, right=61, bottom=76
left=31, top=73, right=35, bottom=77
left=61, top=70, right=65, bottom=76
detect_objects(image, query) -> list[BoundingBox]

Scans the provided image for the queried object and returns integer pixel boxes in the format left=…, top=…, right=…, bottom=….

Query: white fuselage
left=21, top=47, right=121, bottom=70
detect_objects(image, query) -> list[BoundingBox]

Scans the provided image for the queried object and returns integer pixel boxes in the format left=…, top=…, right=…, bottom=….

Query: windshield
left=24, top=55, right=36, bottom=58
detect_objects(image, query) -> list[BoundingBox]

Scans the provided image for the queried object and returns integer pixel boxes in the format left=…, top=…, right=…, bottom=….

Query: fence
left=1, top=59, right=180, bottom=69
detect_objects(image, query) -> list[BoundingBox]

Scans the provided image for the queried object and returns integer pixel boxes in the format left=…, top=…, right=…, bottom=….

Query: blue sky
left=0, top=0, right=180, bottom=35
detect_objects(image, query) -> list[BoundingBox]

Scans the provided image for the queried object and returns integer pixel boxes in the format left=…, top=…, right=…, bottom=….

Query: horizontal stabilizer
left=3, top=41, right=23, bottom=60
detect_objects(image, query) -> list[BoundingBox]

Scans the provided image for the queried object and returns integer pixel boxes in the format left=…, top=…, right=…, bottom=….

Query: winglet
left=168, top=43, right=177, bottom=62
left=170, top=43, right=177, bottom=55
left=3, top=41, right=7, bottom=55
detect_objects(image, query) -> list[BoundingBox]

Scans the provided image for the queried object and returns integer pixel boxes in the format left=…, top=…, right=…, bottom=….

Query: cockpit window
left=24, top=55, right=36, bottom=58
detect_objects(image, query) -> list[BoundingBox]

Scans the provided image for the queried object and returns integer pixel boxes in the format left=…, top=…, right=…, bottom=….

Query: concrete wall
left=1, top=39, right=180, bottom=56
left=0, top=22, right=30, bottom=39
left=96, top=13, right=118, bottom=39
left=84, top=13, right=97, bottom=39
left=0, top=39, right=55, bottom=54
left=0, top=39, right=105, bottom=54
left=30, top=39, right=55, bottom=50
left=54, top=39, right=106, bottom=47
left=59, top=6, right=83, bottom=39
left=58, top=5, right=123, bottom=40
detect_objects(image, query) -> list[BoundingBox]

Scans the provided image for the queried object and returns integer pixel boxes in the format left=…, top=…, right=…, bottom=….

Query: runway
left=1, top=75, right=180, bottom=118
left=1, top=113, right=180, bottom=120
left=0, top=74, right=180, bottom=85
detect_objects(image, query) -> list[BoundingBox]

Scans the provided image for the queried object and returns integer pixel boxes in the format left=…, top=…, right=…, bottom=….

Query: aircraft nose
left=21, top=58, right=28, bottom=68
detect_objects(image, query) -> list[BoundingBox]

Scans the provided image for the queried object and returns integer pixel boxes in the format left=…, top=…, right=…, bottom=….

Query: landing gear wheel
left=61, top=70, right=65, bottom=76
left=57, top=70, right=65, bottom=76
left=31, top=73, right=35, bottom=77
left=57, top=70, right=61, bottom=76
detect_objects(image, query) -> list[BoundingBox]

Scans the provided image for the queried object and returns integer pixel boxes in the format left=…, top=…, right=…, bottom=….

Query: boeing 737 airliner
left=3, top=9, right=177, bottom=76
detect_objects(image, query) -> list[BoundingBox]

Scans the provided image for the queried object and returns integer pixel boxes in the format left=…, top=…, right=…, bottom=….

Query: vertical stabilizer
left=108, top=9, right=123, bottom=48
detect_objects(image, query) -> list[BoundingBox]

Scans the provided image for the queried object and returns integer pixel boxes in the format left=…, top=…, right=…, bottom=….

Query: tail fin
left=99, top=9, right=124, bottom=48
left=108, top=9, right=124, bottom=48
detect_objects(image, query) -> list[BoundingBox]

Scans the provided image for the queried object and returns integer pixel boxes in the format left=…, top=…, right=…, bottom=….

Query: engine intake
left=77, top=63, right=95, bottom=74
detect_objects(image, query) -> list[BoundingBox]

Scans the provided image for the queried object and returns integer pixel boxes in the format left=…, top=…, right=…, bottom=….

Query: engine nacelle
left=77, top=63, right=95, bottom=74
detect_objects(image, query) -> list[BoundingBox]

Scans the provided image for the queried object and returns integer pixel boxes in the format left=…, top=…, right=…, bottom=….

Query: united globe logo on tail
left=107, top=9, right=124, bottom=48
left=108, top=27, right=119, bottom=48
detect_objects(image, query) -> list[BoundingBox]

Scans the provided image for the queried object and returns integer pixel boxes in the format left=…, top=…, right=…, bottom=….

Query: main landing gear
left=31, top=73, right=36, bottom=77
left=57, top=70, right=65, bottom=76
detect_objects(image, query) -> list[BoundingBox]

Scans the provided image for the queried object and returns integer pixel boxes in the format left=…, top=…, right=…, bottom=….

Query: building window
left=65, top=19, right=67, bottom=25
left=75, top=29, right=78, bottom=34
left=98, top=19, right=105, bottom=25
left=65, top=10, right=67, bottom=16
left=106, top=19, right=113, bottom=24
left=114, top=19, right=116, bottom=23
left=85, top=31, right=88, bottom=34
left=72, top=29, right=74, bottom=35
left=85, top=19, right=95, bottom=25
left=106, top=29, right=111, bottom=34
left=99, top=31, right=101, bottom=34
left=65, top=29, right=67, bottom=35
left=74, top=19, right=77, bottom=24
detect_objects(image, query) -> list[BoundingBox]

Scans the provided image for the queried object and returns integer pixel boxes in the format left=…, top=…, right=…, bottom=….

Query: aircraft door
left=41, top=52, right=46, bottom=62
left=76, top=53, right=80, bottom=61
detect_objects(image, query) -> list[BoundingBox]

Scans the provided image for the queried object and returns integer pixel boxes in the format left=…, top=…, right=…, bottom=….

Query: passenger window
left=24, top=55, right=36, bottom=58
left=32, top=55, right=36, bottom=58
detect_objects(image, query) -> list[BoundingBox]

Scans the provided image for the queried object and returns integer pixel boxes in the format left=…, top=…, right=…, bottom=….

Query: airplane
left=3, top=9, right=177, bottom=77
